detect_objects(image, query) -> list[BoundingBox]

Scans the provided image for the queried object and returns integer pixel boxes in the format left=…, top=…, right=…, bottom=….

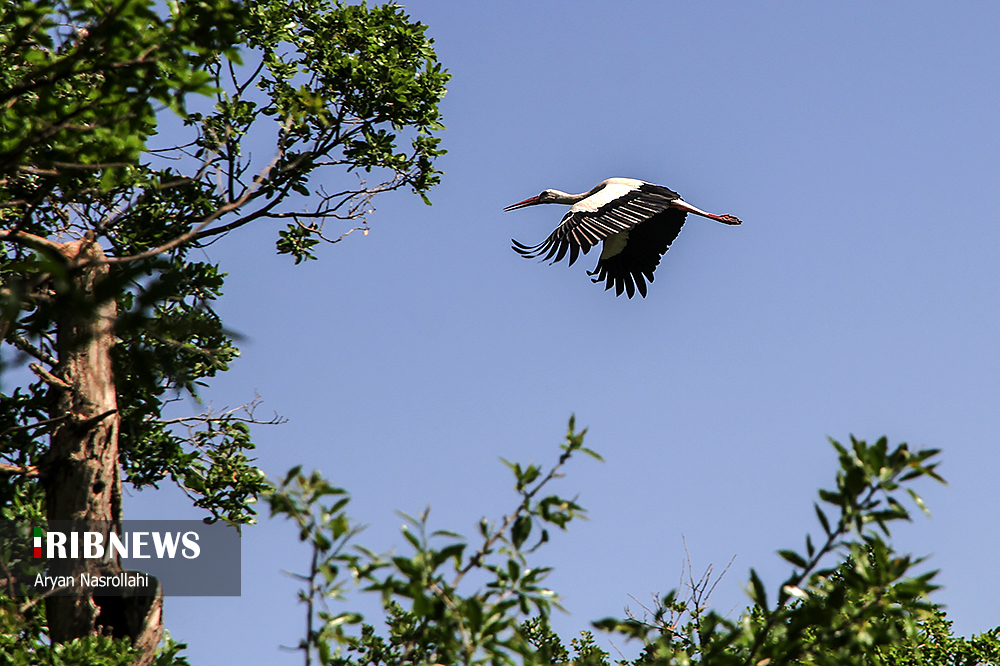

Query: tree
left=267, top=425, right=983, bottom=666
left=268, top=417, right=599, bottom=666
left=0, top=0, right=448, bottom=661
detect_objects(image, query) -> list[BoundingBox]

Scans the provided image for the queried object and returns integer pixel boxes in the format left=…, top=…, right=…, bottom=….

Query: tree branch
left=9, top=334, right=59, bottom=367
left=103, top=146, right=287, bottom=264
left=0, top=414, right=71, bottom=440
left=0, top=229, right=65, bottom=254
left=29, top=363, right=71, bottom=391
left=157, top=396, right=286, bottom=430
left=0, top=463, right=40, bottom=477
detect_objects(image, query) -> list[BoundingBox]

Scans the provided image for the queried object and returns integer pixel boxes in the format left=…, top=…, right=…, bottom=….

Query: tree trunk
left=43, top=238, right=162, bottom=665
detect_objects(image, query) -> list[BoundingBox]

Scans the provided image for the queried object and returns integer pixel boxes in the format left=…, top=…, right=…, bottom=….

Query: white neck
left=547, top=189, right=590, bottom=205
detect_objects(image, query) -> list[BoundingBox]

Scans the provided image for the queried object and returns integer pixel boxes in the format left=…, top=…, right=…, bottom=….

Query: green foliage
left=883, top=610, right=1000, bottom=665
left=523, top=609, right=1000, bottom=666
left=266, top=427, right=1000, bottom=666
left=1, top=0, right=449, bottom=529
left=268, top=418, right=596, bottom=666
left=0, top=0, right=241, bottom=193
left=594, top=436, right=947, bottom=666
left=0, top=632, right=136, bottom=666
left=268, top=424, right=996, bottom=666
left=150, top=634, right=193, bottom=666
left=0, top=602, right=197, bottom=666
left=277, top=224, right=323, bottom=264
left=521, top=621, right=610, bottom=666
left=1, top=0, right=448, bottom=654
left=41, top=634, right=137, bottom=666
left=240, top=0, right=449, bottom=199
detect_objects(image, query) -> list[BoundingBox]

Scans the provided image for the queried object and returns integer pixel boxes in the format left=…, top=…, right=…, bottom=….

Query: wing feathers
left=511, top=182, right=688, bottom=298
left=587, top=208, right=687, bottom=298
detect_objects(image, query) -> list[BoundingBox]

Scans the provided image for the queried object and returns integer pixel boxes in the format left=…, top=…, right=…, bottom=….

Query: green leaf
left=814, top=503, right=832, bottom=535
left=748, top=568, right=768, bottom=609
left=400, top=525, right=421, bottom=550
left=777, top=549, right=808, bottom=569
left=907, top=488, right=931, bottom=517
left=511, top=515, right=532, bottom=549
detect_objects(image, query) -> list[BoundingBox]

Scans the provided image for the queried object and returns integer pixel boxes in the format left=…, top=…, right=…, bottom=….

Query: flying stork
left=505, top=177, right=741, bottom=298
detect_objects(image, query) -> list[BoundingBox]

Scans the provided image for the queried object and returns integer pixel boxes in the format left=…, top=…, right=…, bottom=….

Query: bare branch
left=9, top=334, right=59, bottom=367
left=98, top=155, right=224, bottom=236
left=293, top=221, right=369, bottom=245
left=76, top=408, right=118, bottom=432
left=156, top=394, right=286, bottom=435
left=103, top=145, right=287, bottom=264
left=29, top=363, right=70, bottom=390
left=0, top=229, right=65, bottom=254
left=145, top=139, right=200, bottom=154
left=234, top=58, right=267, bottom=97
left=0, top=414, right=71, bottom=440
left=19, top=161, right=136, bottom=172
left=0, top=463, right=40, bottom=477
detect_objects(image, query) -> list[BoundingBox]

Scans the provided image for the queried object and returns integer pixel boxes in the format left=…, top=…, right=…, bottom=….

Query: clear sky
left=128, top=1, right=1000, bottom=662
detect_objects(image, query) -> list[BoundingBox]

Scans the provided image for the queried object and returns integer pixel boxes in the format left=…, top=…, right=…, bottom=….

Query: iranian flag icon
left=33, top=527, right=41, bottom=558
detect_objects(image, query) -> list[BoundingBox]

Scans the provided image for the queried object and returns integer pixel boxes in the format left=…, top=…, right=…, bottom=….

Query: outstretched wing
left=511, top=183, right=681, bottom=269
left=587, top=207, right=688, bottom=298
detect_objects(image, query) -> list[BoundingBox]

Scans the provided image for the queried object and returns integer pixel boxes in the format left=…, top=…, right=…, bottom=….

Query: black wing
left=586, top=208, right=688, bottom=298
left=511, top=183, right=681, bottom=269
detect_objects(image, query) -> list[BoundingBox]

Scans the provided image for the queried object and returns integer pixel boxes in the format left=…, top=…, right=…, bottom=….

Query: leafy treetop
left=0, top=0, right=449, bottom=526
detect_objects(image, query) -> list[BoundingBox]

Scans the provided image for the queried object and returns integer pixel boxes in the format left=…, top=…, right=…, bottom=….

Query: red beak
left=503, top=195, right=542, bottom=212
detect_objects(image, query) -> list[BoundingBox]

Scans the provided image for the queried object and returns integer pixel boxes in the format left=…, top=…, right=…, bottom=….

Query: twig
left=10, top=335, right=58, bottom=367
left=103, top=141, right=289, bottom=265
left=75, top=408, right=117, bottom=432
left=291, top=220, right=369, bottom=245
left=453, top=444, right=577, bottom=587
left=0, top=229, right=65, bottom=254
left=0, top=414, right=70, bottom=440
left=157, top=396, right=286, bottom=429
left=0, top=463, right=39, bottom=477
left=29, top=363, right=70, bottom=391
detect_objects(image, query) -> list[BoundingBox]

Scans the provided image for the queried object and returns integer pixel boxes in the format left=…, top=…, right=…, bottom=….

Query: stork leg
left=669, top=199, right=742, bottom=225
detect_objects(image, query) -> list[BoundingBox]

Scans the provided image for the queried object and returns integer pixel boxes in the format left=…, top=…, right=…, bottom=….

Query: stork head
left=503, top=189, right=561, bottom=211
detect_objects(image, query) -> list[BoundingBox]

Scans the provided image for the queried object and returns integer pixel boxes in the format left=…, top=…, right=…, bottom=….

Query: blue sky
left=128, top=1, right=1000, bottom=662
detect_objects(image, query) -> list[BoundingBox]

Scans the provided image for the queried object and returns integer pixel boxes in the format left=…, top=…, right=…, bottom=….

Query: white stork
left=505, top=177, right=741, bottom=298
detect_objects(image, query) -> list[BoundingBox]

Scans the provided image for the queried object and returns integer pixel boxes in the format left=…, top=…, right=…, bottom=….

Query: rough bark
left=41, top=238, right=162, bottom=665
